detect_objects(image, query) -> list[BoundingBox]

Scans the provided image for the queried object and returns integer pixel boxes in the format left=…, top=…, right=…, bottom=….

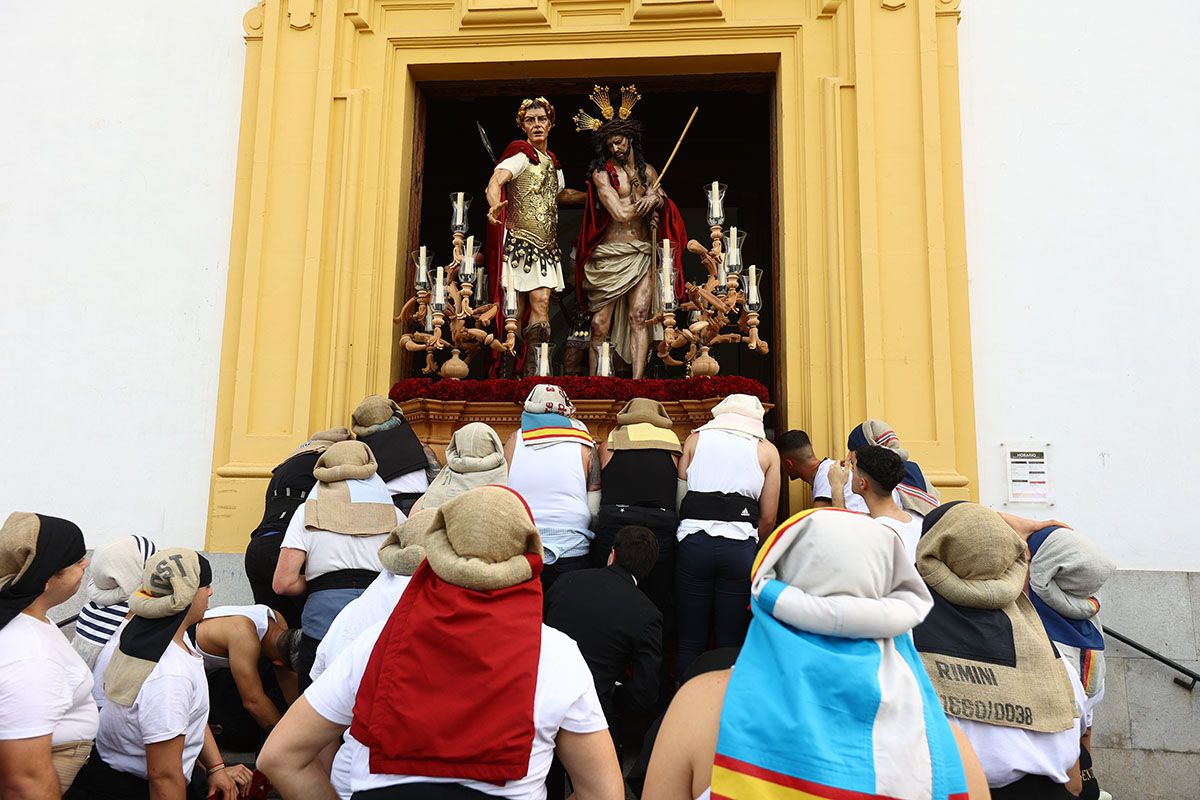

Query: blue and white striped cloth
left=75, top=535, right=157, bottom=647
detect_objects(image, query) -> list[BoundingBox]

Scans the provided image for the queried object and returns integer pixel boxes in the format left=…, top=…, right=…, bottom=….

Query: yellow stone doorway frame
left=207, top=0, right=977, bottom=551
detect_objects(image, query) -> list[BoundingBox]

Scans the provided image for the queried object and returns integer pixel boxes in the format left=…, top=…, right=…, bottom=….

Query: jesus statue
left=573, top=86, right=687, bottom=379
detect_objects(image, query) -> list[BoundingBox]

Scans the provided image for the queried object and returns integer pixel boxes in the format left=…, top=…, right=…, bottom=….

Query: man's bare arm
left=558, top=187, right=587, bottom=205
left=486, top=168, right=513, bottom=225
left=228, top=625, right=283, bottom=731
left=593, top=170, right=636, bottom=223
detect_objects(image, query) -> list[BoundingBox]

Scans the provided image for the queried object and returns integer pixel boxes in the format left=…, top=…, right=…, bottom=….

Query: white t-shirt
left=0, top=613, right=99, bottom=745
left=955, top=657, right=1086, bottom=788
left=311, top=571, right=411, bottom=681
left=280, top=506, right=402, bottom=580
left=812, top=459, right=904, bottom=513
left=307, top=621, right=607, bottom=800
left=495, top=150, right=566, bottom=194
left=876, top=512, right=924, bottom=562
left=93, top=627, right=210, bottom=780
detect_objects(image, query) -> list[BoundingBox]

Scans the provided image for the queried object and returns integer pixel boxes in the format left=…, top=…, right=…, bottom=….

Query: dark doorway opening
left=405, top=74, right=777, bottom=414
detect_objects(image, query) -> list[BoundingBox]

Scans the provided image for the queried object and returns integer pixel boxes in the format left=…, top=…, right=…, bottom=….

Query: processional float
left=395, top=110, right=769, bottom=378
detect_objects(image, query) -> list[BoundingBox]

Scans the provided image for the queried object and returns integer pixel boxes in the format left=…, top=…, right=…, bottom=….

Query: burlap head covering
left=378, top=508, right=441, bottom=577
left=616, top=398, right=672, bottom=428
left=289, top=426, right=354, bottom=457
left=421, top=486, right=543, bottom=591
left=353, top=395, right=404, bottom=437
left=0, top=513, right=87, bottom=631
left=304, top=441, right=397, bottom=536
left=913, top=502, right=1078, bottom=733
left=421, top=423, right=508, bottom=509
left=105, top=548, right=212, bottom=706
left=608, top=398, right=680, bottom=454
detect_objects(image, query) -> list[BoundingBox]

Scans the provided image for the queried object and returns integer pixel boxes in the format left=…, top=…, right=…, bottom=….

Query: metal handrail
left=56, top=614, right=78, bottom=629
left=1105, top=626, right=1199, bottom=691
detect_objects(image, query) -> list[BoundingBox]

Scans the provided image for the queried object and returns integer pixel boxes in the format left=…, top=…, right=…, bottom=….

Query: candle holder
left=532, top=342, right=555, bottom=377
left=449, top=192, right=472, bottom=234
left=395, top=223, right=513, bottom=379
left=649, top=183, right=769, bottom=375
left=724, top=227, right=747, bottom=274
left=460, top=234, right=478, bottom=283
left=411, top=248, right=432, bottom=292
left=596, top=341, right=614, bottom=377
left=704, top=181, right=727, bottom=227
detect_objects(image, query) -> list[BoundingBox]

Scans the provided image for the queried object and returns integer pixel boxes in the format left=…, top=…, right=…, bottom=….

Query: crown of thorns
left=573, top=85, right=642, bottom=134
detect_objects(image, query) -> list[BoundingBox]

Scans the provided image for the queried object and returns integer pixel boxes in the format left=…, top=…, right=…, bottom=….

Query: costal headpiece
left=574, top=84, right=642, bottom=137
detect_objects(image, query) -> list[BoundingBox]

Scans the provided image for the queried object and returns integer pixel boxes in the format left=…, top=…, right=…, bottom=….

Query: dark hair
left=588, top=127, right=650, bottom=193
left=612, top=525, right=659, bottom=580
left=776, top=429, right=813, bottom=455
left=278, top=628, right=304, bottom=672
left=853, top=445, right=906, bottom=494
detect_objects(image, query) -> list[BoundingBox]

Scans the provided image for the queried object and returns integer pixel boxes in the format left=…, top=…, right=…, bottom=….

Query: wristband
left=207, top=762, right=226, bottom=775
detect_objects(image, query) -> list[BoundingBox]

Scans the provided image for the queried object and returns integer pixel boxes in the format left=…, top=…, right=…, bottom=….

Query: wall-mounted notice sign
left=1003, top=443, right=1052, bottom=504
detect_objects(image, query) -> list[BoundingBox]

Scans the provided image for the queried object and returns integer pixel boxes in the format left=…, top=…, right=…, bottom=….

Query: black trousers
left=540, top=554, right=591, bottom=594
left=674, top=533, right=756, bottom=679
left=990, top=774, right=1074, bottom=800
left=65, top=751, right=206, bottom=800
left=297, top=632, right=321, bottom=692
left=244, top=532, right=305, bottom=627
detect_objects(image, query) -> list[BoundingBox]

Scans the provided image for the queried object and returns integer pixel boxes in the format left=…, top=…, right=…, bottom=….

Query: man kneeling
left=259, top=485, right=624, bottom=800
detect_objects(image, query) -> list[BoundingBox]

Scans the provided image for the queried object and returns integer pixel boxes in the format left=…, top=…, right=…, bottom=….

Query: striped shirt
left=74, top=601, right=130, bottom=645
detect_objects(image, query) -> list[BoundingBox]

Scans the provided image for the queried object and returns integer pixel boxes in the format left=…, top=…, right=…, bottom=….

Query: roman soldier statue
left=485, top=97, right=585, bottom=376
left=573, top=86, right=687, bottom=379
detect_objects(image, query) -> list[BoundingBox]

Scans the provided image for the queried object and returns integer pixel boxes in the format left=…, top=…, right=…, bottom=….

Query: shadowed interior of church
left=405, top=74, right=777, bottom=412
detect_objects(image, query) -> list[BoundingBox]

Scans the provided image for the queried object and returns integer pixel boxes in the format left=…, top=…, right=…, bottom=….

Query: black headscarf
left=0, top=513, right=87, bottom=631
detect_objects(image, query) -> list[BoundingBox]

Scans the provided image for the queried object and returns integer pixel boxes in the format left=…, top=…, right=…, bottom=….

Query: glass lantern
left=460, top=235, right=478, bottom=283
left=724, top=226, right=747, bottom=274
left=745, top=264, right=764, bottom=313
left=412, top=247, right=432, bottom=292
left=659, top=239, right=677, bottom=312
left=449, top=192, right=472, bottom=234
left=703, top=181, right=727, bottom=227
left=532, top=342, right=555, bottom=377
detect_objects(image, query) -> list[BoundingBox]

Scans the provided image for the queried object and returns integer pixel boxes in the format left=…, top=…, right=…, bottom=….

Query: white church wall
left=0, top=2, right=252, bottom=550
left=959, top=1, right=1200, bottom=571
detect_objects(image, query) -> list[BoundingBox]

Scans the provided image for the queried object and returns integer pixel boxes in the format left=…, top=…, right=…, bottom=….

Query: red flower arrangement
left=389, top=376, right=770, bottom=405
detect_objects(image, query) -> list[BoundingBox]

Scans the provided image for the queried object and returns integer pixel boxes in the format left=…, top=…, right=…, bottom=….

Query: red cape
left=486, top=141, right=560, bottom=375
left=350, top=555, right=544, bottom=783
left=574, top=161, right=688, bottom=313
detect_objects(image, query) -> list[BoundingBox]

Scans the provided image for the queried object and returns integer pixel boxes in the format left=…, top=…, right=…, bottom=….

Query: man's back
left=544, top=565, right=662, bottom=717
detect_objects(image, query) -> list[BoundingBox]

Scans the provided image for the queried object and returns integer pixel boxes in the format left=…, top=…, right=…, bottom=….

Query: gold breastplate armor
left=506, top=154, right=559, bottom=250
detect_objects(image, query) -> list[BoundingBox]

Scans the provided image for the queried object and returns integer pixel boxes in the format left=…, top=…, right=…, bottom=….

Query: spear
left=649, top=106, right=699, bottom=193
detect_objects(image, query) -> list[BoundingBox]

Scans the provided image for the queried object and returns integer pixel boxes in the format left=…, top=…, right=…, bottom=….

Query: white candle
left=455, top=192, right=465, bottom=227
left=419, top=245, right=427, bottom=269
left=463, top=235, right=475, bottom=278
left=729, top=226, right=739, bottom=261
left=538, top=343, right=549, bottom=377
left=599, top=342, right=611, bottom=376
left=434, top=266, right=445, bottom=307
left=660, top=239, right=674, bottom=305
left=710, top=180, right=722, bottom=218
left=748, top=263, right=759, bottom=307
